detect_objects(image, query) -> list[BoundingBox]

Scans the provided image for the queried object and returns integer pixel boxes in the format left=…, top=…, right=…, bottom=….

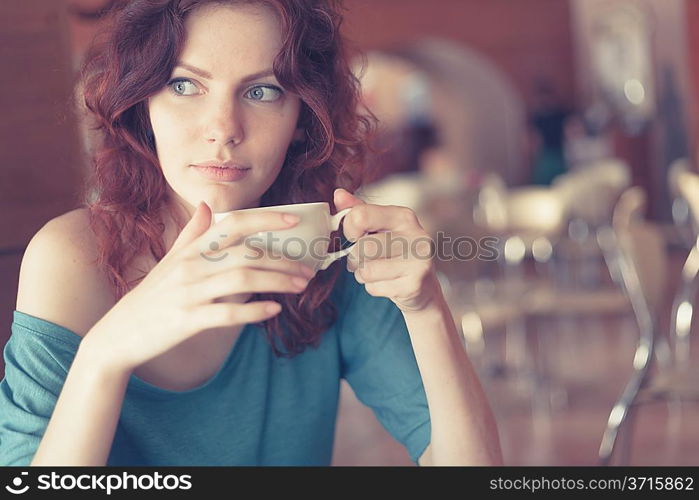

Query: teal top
left=0, top=269, right=430, bottom=466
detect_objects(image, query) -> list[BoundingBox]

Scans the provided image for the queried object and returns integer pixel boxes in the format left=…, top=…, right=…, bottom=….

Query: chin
left=206, top=196, right=259, bottom=213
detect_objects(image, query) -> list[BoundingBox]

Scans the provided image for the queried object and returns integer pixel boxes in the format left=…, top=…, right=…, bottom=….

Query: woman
left=0, top=0, right=502, bottom=466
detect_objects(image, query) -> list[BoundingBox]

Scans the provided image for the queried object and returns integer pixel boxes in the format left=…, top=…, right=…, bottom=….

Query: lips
left=191, top=163, right=251, bottom=182
left=192, top=160, right=251, bottom=170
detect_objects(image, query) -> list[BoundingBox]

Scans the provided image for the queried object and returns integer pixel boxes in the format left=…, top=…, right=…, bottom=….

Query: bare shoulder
left=16, top=207, right=116, bottom=338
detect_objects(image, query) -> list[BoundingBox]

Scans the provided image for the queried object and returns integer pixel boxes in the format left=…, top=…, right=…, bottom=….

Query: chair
left=668, top=159, right=695, bottom=248
left=466, top=174, right=633, bottom=395
left=469, top=176, right=567, bottom=380
left=670, top=168, right=699, bottom=367
left=551, top=158, right=631, bottom=288
left=475, top=175, right=568, bottom=252
left=598, top=186, right=699, bottom=465
left=553, top=158, right=631, bottom=233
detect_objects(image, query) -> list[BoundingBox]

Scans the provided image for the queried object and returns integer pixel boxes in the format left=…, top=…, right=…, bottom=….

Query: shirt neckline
left=12, top=309, right=255, bottom=398
left=128, top=323, right=254, bottom=397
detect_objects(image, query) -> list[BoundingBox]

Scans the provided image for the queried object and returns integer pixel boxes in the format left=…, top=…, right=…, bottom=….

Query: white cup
left=212, top=202, right=354, bottom=272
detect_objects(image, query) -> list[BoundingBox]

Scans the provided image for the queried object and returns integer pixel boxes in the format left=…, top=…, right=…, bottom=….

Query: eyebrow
left=175, top=62, right=275, bottom=82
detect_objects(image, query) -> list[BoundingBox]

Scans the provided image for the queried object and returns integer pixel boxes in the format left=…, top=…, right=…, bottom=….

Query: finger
left=352, top=257, right=408, bottom=284
left=185, top=268, right=310, bottom=305
left=191, top=301, right=282, bottom=330
left=192, top=246, right=316, bottom=280
left=346, top=232, right=418, bottom=267
left=334, top=187, right=366, bottom=212
left=342, top=204, right=423, bottom=242
left=362, top=275, right=418, bottom=300
left=169, top=201, right=213, bottom=256
left=189, top=210, right=300, bottom=259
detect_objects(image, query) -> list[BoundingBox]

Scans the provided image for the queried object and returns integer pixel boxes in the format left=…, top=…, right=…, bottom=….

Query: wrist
left=78, top=328, right=135, bottom=380
left=401, top=275, right=449, bottom=319
left=401, top=295, right=448, bottom=322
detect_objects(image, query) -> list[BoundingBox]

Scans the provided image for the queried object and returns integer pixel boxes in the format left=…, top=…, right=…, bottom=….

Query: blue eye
left=167, top=78, right=198, bottom=96
left=246, top=85, right=283, bottom=102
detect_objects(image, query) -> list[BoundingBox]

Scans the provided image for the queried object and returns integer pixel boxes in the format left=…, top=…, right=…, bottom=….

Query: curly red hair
left=78, top=0, right=376, bottom=357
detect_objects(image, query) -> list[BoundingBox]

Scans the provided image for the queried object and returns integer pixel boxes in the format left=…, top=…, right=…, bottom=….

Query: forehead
left=180, top=3, right=283, bottom=73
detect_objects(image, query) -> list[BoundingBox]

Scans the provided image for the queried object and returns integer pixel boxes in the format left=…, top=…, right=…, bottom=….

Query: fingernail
left=301, top=266, right=315, bottom=279
left=266, top=302, right=282, bottom=314
left=292, top=277, right=308, bottom=289
left=283, top=213, right=300, bottom=224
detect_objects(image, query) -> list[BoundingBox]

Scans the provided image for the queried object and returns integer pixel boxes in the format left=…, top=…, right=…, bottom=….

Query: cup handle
left=319, top=207, right=354, bottom=270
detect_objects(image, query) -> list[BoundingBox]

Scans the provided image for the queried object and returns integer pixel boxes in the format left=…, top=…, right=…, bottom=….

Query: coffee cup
left=212, top=202, right=354, bottom=272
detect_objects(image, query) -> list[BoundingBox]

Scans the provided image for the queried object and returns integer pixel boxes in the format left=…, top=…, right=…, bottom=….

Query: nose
left=204, top=98, right=244, bottom=146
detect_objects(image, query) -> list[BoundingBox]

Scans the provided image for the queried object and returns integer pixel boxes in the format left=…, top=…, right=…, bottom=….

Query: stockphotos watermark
left=200, top=231, right=500, bottom=263
left=4, top=471, right=192, bottom=495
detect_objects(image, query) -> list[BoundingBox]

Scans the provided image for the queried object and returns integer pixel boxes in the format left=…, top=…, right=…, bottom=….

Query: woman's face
left=148, top=2, right=301, bottom=216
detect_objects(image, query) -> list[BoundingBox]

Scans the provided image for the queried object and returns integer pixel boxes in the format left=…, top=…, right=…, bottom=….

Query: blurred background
left=2, top=0, right=699, bottom=465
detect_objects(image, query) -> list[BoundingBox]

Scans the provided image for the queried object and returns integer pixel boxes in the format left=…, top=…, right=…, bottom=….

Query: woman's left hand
left=334, top=188, right=442, bottom=313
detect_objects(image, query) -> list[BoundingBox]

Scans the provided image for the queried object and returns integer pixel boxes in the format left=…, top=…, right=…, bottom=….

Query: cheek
left=260, top=130, right=292, bottom=159
left=149, top=96, right=192, bottom=143
left=253, top=104, right=300, bottom=163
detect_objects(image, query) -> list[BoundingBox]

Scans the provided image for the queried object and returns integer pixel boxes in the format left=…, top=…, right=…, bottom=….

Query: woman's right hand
left=84, top=201, right=315, bottom=373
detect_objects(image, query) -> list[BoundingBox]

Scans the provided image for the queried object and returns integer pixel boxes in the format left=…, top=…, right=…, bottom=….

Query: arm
left=406, top=283, right=502, bottom=466
left=16, top=209, right=130, bottom=466
left=334, top=189, right=503, bottom=466
left=17, top=205, right=306, bottom=465
left=30, top=341, right=131, bottom=466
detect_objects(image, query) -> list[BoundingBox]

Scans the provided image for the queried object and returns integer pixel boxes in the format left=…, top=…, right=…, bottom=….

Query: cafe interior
left=1, top=0, right=698, bottom=465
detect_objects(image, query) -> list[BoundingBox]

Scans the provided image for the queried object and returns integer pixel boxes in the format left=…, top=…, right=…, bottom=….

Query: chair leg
left=667, top=397, right=683, bottom=431
left=618, top=405, right=637, bottom=465
left=530, top=317, right=568, bottom=415
left=654, top=335, right=673, bottom=371
left=599, top=410, right=621, bottom=465
left=599, top=403, right=636, bottom=465
left=675, top=333, right=691, bottom=368
left=599, top=374, right=646, bottom=465
left=505, top=316, right=530, bottom=379
left=530, top=319, right=551, bottom=416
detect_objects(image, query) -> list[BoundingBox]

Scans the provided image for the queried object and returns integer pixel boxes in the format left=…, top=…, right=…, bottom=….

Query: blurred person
left=356, top=51, right=435, bottom=183
left=0, top=0, right=501, bottom=466
left=528, top=81, right=571, bottom=185
left=563, top=113, right=613, bottom=168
